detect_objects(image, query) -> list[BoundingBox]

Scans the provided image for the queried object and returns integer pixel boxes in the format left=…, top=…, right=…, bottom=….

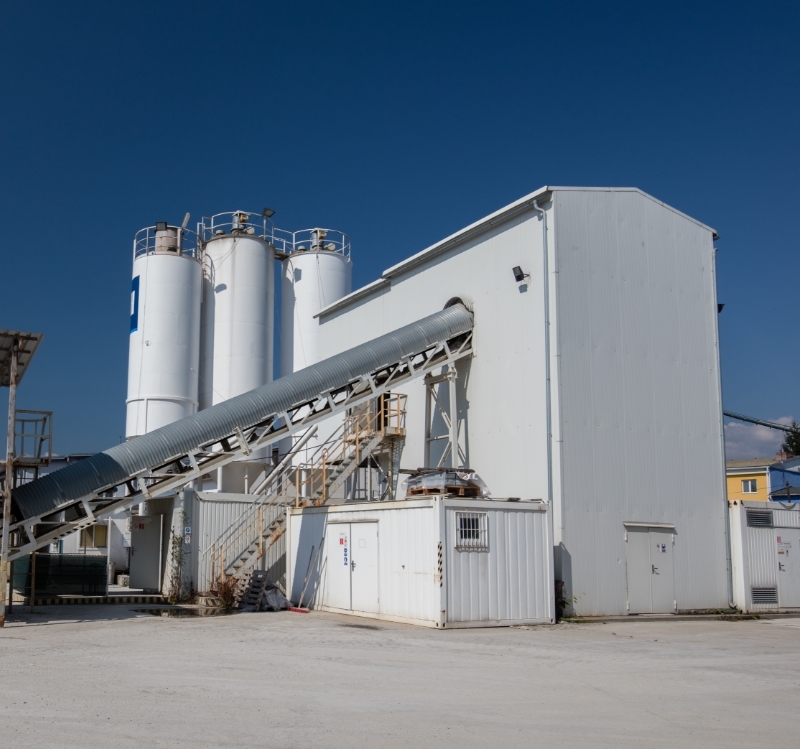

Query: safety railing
left=133, top=225, right=201, bottom=260
left=198, top=210, right=275, bottom=243
left=199, top=393, right=405, bottom=592
left=14, top=410, right=53, bottom=467
left=269, top=228, right=350, bottom=258
left=292, top=393, right=405, bottom=505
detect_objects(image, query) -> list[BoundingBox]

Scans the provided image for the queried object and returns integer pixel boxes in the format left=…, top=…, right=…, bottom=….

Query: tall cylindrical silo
left=198, top=211, right=275, bottom=492
left=280, top=229, right=352, bottom=476
left=126, top=224, right=202, bottom=439
left=280, top=229, right=352, bottom=376
left=199, top=211, right=275, bottom=408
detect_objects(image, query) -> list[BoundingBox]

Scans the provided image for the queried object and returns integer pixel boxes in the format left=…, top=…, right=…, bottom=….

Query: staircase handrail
left=202, top=393, right=406, bottom=590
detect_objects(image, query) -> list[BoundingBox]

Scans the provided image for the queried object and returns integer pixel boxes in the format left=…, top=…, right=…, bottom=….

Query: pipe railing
left=200, top=393, right=405, bottom=591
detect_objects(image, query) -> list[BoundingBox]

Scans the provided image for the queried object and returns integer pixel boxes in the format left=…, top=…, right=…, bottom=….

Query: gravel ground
left=1, top=606, right=799, bottom=748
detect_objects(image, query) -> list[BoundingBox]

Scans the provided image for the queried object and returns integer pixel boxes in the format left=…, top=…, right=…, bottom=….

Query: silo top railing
left=133, top=225, right=201, bottom=261
left=270, top=228, right=351, bottom=259
left=198, top=211, right=276, bottom=243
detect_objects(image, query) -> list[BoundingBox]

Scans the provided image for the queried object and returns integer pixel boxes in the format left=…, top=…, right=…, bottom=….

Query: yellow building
left=726, top=458, right=773, bottom=502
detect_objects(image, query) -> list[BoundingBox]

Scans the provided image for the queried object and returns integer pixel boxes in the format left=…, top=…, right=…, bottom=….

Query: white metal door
left=324, top=524, right=351, bottom=610
left=777, top=528, right=800, bottom=608
left=129, top=516, right=162, bottom=591
left=350, top=522, right=379, bottom=614
left=626, top=527, right=652, bottom=614
left=649, top=529, right=676, bottom=613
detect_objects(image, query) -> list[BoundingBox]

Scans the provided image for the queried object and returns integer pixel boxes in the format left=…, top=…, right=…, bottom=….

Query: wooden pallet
left=406, top=486, right=480, bottom=497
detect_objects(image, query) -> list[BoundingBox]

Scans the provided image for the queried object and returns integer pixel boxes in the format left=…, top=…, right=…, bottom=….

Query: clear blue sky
left=1, top=1, right=798, bottom=458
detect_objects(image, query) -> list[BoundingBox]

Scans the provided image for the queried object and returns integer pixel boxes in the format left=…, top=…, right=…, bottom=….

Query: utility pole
left=0, top=338, right=19, bottom=627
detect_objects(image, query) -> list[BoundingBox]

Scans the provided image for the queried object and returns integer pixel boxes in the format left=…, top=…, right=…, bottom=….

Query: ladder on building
left=199, top=394, right=406, bottom=596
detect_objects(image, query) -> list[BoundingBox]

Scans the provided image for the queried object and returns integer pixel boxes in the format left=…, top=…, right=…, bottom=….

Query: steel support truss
left=6, top=329, right=474, bottom=561
left=423, top=363, right=464, bottom=469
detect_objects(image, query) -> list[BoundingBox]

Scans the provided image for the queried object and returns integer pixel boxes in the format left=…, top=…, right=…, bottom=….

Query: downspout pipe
left=532, top=199, right=553, bottom=510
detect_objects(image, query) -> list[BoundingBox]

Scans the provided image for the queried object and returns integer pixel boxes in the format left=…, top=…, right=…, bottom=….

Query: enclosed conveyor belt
left=4, top=304, right=474, bottom=560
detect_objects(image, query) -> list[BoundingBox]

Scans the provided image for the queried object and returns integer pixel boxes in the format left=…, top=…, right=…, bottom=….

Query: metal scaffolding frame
left=424, top=364, right=463, bottom=469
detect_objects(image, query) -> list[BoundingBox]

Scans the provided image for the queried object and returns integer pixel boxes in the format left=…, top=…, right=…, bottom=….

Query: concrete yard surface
left=1, top=607, right=799, bottom=748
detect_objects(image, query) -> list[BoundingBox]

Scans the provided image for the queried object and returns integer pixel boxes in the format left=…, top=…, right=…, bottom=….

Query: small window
left=742, top=479, right=757, bottom=494
left=455, top=511, right=488, bottom=551
left=80, top=525, right=108, bottom=549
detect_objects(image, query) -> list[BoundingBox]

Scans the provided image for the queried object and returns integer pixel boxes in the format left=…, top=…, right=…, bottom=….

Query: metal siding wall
left=317, top=213, right=549, bottom=505
left=288, top=503, right=439, bottom=622
left=287, top=509, right=328, bottom=606
left=377, top=506, right=437, bottom=622
left=745, top=527, right=778, bottom=588
left=553, top=189, right=728, bottom=615
left=774, top=510, right=800, bottom=529
left=193, top=492, right=263, bottom=591
left=728, top=503, right=748, bottom=610
left=445, top=504, right=553, bottom=623
left=745, top=526, right=778, bottom=611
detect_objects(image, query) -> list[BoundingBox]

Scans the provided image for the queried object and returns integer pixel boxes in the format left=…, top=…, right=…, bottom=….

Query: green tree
left=781, top=420, right=800, bottom=457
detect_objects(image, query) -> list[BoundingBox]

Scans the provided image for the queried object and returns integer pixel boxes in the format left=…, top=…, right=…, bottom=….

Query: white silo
left=126, top=222, right=202, bottom=439
left=279, top=229, right=352, bottom=481
left=199, top=211, right=275, bottom=408
left=198, top=211, right=275, bottom=492
left=280, top=228, right=352, bottom=376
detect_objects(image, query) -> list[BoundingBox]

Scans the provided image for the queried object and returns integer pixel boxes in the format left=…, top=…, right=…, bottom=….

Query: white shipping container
left=287, top=497, right=554, bottom=628
left=729, top=500, right=800, bottom=612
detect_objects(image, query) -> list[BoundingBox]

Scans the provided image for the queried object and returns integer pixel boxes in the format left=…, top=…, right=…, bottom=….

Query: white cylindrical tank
left=280, top=229, right=352, bottom=376
left=126, top=225, right=202, bottom=439
left=199, top=212, right=275, bottom=408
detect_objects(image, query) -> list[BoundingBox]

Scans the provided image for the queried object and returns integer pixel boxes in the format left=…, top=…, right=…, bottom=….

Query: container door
left=350, top=522, right=379, bottom=614
left=324, top=524, right=351, bottom=610
left=129, top=516, right=162, bottom=592
left=649, top=529, right=676, bottom=614
left=626, top=527, right=652, bottom=614
left=777, top=528, right=800, bottom=608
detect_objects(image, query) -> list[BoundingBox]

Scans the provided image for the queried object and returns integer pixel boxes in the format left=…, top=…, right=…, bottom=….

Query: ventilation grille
left=751, top=586, right=778, bottom=604
left=746, top=509, right=774, bottom=528
left=455, top=511, right=488, bottom=551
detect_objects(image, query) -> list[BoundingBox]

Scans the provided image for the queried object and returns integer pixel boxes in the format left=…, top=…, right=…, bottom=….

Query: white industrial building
left=313, top=187, right=729, bottom=617
left=9, top=187, right=733, bottom=621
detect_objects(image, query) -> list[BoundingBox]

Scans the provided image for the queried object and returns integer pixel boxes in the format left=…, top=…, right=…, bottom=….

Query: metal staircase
left=199, top=394, right=406, bottom=596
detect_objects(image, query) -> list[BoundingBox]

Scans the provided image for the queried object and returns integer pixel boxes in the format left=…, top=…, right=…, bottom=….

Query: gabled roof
left=316, top=186, right=719, bottom=319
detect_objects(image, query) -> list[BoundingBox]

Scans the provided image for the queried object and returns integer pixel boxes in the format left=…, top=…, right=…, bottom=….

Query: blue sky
left=1, top=1, right=798, bottom=458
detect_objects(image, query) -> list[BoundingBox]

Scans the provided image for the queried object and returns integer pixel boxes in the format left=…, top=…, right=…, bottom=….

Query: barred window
left=455, top=511, right=488, bottom=551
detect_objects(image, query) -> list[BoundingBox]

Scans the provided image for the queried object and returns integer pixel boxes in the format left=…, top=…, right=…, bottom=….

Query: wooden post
left=0, top=338, right=19, bottom=627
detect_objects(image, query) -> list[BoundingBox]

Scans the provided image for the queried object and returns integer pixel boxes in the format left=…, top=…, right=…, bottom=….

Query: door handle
left=652, top=565, right=658, bottom=574
left=351, top=560, right=356, bottom=571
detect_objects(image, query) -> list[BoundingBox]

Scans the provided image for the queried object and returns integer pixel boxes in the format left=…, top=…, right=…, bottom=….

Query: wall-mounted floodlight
left=155, top=222, right=168, bottom=232
left=512, top=266, right=529, bottom=283
left=262, top=207, right=275, bottom=218
left=718, top=303, right=725, bottom=313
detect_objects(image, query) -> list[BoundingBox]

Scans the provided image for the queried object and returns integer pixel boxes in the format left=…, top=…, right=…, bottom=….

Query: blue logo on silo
left=130, top=276, right=140, bottom=333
